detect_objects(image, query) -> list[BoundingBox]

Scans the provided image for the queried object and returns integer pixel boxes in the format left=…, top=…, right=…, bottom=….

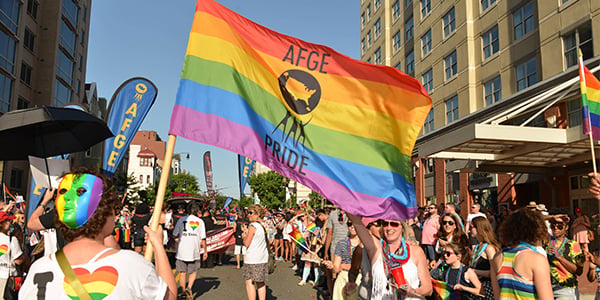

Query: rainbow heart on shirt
left=189, top=221, right=200, bottom=230
left=0, top=244, right=8, bottom=257
left=63, top=266, right=118, bottom=300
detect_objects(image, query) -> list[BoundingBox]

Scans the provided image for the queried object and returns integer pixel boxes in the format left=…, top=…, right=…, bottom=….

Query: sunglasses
left=551, top=223, right=565, bottom=230
left=346, top=222, right=353, bottom=227
left=442, top=220, right=455, bottom=226
left=368, top=220, right=382, bottom=227
left=382, top=221, right=401, bottom=228
left=443, top=251, right=455, bottom=257
left=248, top=211, right=255, bottom=215
left=471, top=206, right=476, bottom=209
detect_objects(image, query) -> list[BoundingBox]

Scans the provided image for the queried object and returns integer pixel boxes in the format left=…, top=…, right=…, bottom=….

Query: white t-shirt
left=467, top=212, right=487, bottom=223
left=0, top=233, right=22, bottom=279
left=173, top=215, right=206, bottom=262
left=283, top=223, right=292, bottom=241
left=245, top=222, right=268, bottom=264
left=19, top=249, right=167, bottom=300
left=41, top=228, right=58, bottom=256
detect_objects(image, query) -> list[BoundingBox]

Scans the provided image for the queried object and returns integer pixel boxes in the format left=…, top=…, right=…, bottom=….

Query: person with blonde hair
left=241, top=204, right=269, bottom=300
left=348, top=213, right=432, bottom=299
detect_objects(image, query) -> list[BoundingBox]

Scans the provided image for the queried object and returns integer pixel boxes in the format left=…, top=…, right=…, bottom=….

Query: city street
left=185, top=258, right=324, bottom=299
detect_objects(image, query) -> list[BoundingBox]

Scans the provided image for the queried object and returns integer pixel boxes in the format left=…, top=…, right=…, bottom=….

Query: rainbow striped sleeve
left=580, top=53, right=600, bottom=140
left=169, top=0, right=432, bottom=219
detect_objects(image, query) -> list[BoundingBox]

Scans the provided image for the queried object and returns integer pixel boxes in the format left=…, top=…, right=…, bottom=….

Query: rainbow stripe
left=580, top=52, right=600, bottom=139
left=497, top=247, right=537, bottom=300
left=306, top=223, right=317, bottom=233
left=290, top=224, right=308, bottom=250
left=431, top=279, right=459, bottom=300
left=63, top=266, right=118, bottom=300
left=3, top=185, right=15, bottom=201
left=169, top=0, right=432, bottom=219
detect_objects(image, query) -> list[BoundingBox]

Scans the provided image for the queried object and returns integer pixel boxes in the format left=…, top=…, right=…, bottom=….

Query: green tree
left=166, top=173, right=200, bottom=197
left=138, top=185, right=157, bottom=206
left=308, top=191, right=324, bottom=209
left=248, top=171, right=289, bottom=209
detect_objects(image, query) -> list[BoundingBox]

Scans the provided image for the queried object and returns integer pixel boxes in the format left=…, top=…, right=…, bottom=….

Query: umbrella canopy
left=0, top=106, right=113, bottom=160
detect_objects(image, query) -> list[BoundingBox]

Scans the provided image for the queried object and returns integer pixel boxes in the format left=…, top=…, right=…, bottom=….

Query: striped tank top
left=496, top=246, right=537, bottom=300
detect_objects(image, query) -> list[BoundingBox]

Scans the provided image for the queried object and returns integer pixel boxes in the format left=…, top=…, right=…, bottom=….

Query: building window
left=405, top=16, right=414, bottom=41
left=567, top=98, right=582, bottom=127
left=60, top=20, right=76, bottom=55
left=481, top=0, right=496, bottom=12
left=0, top=31, right=16, bottom=73
left=75, top=79, right=80, bottom=95
left=374, top=47, right=382, bottom=64
left=374, top=18, right=381, bottom=38
left=393, top=31, right=401, bottom=52
left=375, top=0, right=381, bottom=10
left=405, top=0, right=412, bottom=6
left=443, top=7, right=456, bottom=37
left=62, top=0, right=78, bottom=27
left=367, top=57, right=372, bottom=64
left=421, top=0, right=431, bottom=18
left=393, top=0, right=401, bottom=20
left=422, top=68, right=433, bottom=93
left=446, top=95, right=459, bottom=123
left=54, top=79, right=72, bottom=107
left=82, top=5, right=87, bottom=21
left=361, top=12, right=365, bottom=28
left=513, top=1, right=534, bottom=40
left=421, top=29, right=432, bottom=56
left=147, top=175, right=151, bottom=184
left=78, top=55, right=83, bottom=70
left=482, top=25, right=499, bottom=59
left=484, top=76, right=501, bottom=106
left=139, top=175, right=143, bottom=183
left=367, top=30, right=372, bottom=46
left=23, top=28, right=35, bottom=52
left=361, top=39, right=366, bottom=54
left=20, top=62, right=32, bottom=86
left=0, top=73, right=11, bottom=112
left=424, top=109, right=434, bottom=133
left=10, top=169, right=23, bottom=189
left=17, top=97, right=29, bottom=109
left=395, top=62, right=401, bottom=70
left=444, top=51, right=457, bottom=79
left=563, top=22, right=593, bottom=68
left=406, top=51, right=414, bottom=75
left=367, top=4, right=371, bottom=19
left=516, top=57, right=537, bottom=91
left=57, top=49, right=74, bottom=84
left=27, top=0, right=38, bottom=20
left=0, top=0, right=19, bottom=33
left=80, top=30, right=85, bottom=45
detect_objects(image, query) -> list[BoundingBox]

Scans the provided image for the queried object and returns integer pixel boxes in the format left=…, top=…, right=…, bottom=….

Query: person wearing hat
left=20, top=168, right=177, bottom=300
left=0, top=211, right=22, bottom=298
left=572, top=207, right=592, bottom=252
left=526, top=201, right=538, bottom=210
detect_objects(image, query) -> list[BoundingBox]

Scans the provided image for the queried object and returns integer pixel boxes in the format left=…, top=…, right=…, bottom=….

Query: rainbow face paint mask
left=55, top=173, right=104, bottom=229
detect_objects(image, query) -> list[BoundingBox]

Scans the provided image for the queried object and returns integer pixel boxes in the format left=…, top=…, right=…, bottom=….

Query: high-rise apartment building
left=0, top=0, right=91, bottom=195
left=360, top=0, right=600, bottom=219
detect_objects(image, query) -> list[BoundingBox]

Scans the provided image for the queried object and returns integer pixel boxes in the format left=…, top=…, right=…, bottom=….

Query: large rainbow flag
left=580, top=51, right=600, bottom=140
left=169, top=0, right=432, bottom=219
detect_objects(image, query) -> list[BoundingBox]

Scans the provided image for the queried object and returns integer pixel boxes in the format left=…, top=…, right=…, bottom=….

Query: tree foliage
left=166, top=173, right=200, bottom=196
left=248, top=171, right=289, bottom=209
left=308, top=191, right=325, bottom=209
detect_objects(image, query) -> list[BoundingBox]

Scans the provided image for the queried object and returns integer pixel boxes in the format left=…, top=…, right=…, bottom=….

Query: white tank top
left=371, top=251, right=421, bottom=300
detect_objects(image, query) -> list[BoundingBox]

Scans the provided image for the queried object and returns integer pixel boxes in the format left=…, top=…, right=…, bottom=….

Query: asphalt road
left=185, top=256, right=328, bottom=299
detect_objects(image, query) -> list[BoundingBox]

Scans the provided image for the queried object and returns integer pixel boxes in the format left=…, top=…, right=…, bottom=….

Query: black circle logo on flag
left=278, top=70, right=321, bottom=115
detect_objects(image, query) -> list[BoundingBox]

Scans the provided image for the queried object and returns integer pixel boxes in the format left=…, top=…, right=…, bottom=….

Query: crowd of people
left=0, top=168, right=600, bottom=299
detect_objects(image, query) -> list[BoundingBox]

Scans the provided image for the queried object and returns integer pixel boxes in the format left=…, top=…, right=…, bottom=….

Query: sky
left=86, top=0, right=360, bottom=198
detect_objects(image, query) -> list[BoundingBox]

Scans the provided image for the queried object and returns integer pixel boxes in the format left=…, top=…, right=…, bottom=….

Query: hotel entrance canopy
left=414, top=57, right=600, bottom=174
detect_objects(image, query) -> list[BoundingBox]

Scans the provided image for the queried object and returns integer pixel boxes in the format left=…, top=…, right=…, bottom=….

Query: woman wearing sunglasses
left=435, top=213, right=466, bottom=260
left=348, top=213, right=432, bottom=299
left=469, top=216, right=499, bottom=299
left=490, top=208, right=553, bottom=300
left=438, top=241, right=482, bottom=299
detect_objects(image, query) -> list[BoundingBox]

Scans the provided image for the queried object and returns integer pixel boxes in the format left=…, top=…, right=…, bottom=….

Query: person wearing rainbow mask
left=20, top=168, right=177, bottom=300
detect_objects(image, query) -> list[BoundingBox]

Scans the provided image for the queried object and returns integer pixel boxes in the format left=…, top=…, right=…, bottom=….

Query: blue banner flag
left=223, top=197, right=232, bottom=209
left=238, top=155, right=255, bottom=199
left=102, top=78, right=158, bottom=176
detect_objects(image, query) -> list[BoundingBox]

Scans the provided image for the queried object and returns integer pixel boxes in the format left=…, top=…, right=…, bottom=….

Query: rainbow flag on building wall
left=169, top=0, right=432, bottom=219
left=579, top=51, right=600, bottom=140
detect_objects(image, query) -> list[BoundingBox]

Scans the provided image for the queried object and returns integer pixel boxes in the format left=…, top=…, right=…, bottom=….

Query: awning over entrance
left=414, top=56, right=600, bottom=174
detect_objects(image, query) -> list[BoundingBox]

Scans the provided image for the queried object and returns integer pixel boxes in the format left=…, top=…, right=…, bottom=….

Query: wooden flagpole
left=145, top=134, right=177, bottom=261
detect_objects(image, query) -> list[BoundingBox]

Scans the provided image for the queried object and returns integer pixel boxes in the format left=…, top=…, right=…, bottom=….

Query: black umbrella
left=0, top=106, right=113, bottom=185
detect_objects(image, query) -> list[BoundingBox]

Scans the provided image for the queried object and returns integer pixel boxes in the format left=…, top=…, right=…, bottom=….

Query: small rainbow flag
left=580, top=50, right=600, bottom=140
left=431, top=279, right=460, bottom=300
left=169, top=0, right=432, bottom=219
left=3, top=185, right=15, bottom=201
left=306, top=222, right=317, bottom=233
left=290, top=224, right=308, bottom=250
left=123, top=228, right=130, bottom=243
